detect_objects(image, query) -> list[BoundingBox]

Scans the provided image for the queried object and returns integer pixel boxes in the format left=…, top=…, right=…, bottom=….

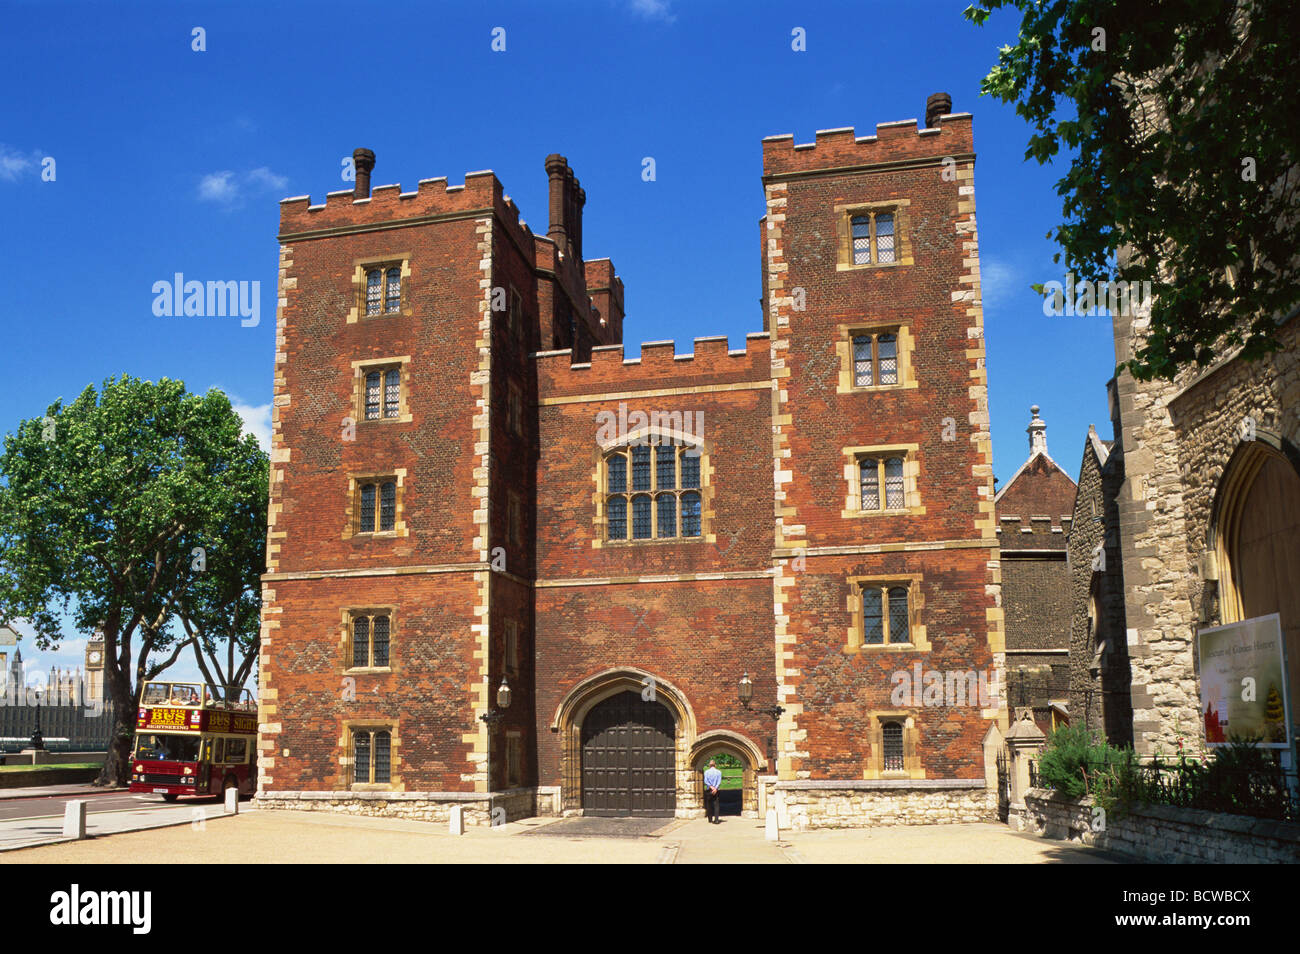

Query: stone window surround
left=844, top=573, right=931, bottom=652
left=342, top=469, right=409, bottom=540
left=841, top=443, right=924, bottom=518
left=340, top=606, right=396, bottom=675
left=864, top=710, right=924, bottom=780
left=593, top=432, right=716, bottom=548
left=340, top=719, right=401, bottom=792
left=835, top=320, right=918, bottom=393
left=350, top=355, right=413, bottom=425
left=835, top=199, right=914, bottom=271
left=347, top=256, right=413, bottom=323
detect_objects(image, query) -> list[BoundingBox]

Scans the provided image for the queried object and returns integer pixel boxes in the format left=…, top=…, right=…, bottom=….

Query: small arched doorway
left=689, top=731, right=765, bottom=817
left=580, top=690, right=676, bottom=816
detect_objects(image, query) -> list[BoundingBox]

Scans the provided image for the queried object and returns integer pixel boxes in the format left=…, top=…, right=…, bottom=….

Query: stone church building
left=256, top=95, right=1007, bottom=828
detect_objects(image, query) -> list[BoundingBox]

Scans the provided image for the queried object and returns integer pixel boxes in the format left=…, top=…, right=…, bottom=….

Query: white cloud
left=248, top=166, right=288, bottom=191
left=0, top=144, right=40, bottom=182
left=231, top=400, right=272, bottom=451
left=198, top=170, right=239, bottom=203
left=981, top=257, right=1025, bottom=308
left=198, top=167, right=289, bottom=206
left=629, top=0, right=675, bottom=22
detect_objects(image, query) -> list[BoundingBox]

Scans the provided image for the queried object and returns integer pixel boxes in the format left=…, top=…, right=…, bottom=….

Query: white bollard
left=63, top=800, right=87, bottom=840
left=765, top=808, right=780, bottom=842
left=449, top=805, right=465, bottom=836
left=224, top=786, right=239, bottom=815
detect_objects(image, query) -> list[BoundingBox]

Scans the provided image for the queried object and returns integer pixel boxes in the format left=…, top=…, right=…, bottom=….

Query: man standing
left=703, top=759, right=722, bottom=824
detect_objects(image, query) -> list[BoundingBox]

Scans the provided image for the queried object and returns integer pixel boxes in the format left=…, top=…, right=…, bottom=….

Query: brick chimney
left=546, top=154, right=570, bottom=254
left=925, top=92, right=952, bottom=129
left=353, top=148, right=376, bottom=199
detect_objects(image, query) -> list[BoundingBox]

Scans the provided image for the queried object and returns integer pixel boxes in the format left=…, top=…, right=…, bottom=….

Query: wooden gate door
left=581, top=690, right=676, bottom=816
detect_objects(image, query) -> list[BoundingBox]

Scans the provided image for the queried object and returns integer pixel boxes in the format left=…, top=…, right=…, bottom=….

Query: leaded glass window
left=861, top=458, right=880, bottom=511
left=352, top=616, right=370, bottom=668
left=875, top=213, right=895, bottom=264
left=351, top=728, right=392, bottom=785
left=632, top=494, right=652, bottom=539
left=366, top=270, right=382, bottom=316
left=608, top=495, right=627, bottom=538
left=860, top=583, right=912, bottom=646
left=882, top=722, right=904, bottom=772
left=863, top=588, right=884, bottom=644
left=384, top=369, right=401, bottom=417
left=604, top=441, right=706, bottom=541
left=385, top=268, right=401, bottom=313
left=884, top=456, right=905, bottom=509
left=656, top=493, right=676, bottom=538
left=680, top=492, right=701, bottom=537
left=359, top=484, right=376, bottom=530
left=631, top=445, right=651, bottom=491
left=888, top=587, right=909, bottom=644
left=365, top=371, right=382, bottom=420
left=353, top=731, right=370, bottom=783
left=851, top=215, right=872, bottom=265
left=372, top=614, right=390, bottom=666
left=379, top=481, right=396, bottom=531
left=853, top=335, right=873, bottom=387
left=878, top=334, right=898, bottom=385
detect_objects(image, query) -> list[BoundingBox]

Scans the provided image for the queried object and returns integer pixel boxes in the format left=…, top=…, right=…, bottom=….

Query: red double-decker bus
left=128, top=681, right=257, bottom=802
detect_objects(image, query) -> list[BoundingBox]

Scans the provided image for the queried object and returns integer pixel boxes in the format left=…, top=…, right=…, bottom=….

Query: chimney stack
left=546, top=154, right=570, bottom=254
left=353, top=148, right=376, bottom=199
left=925, top=92, right=952, bottom=129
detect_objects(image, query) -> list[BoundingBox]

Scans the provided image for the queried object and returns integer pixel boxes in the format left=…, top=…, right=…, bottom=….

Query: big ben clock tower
left=85, top=627, right=105, bottom=701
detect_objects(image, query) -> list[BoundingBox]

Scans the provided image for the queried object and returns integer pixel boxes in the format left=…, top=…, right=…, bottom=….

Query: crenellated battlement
left=762, top=112, right=973, bottom=179
left=279, top=170, right=513, bottom=237
left=535, top=332, right=771, bottom=399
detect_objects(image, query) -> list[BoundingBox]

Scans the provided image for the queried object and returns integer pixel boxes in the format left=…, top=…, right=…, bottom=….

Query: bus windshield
left=134, top=734, right=201, bottom=762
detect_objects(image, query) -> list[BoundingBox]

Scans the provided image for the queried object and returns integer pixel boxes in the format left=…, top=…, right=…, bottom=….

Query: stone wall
left=1111, top=310, right=1300, bottom=757
left=760, top=778, right=995, bottom=830
left=1021, top=787, right=1300, bottom=863
left=254, top=787, right=553, bottom=827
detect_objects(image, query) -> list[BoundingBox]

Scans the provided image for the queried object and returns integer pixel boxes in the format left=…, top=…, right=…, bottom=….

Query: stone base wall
left=1021, top=787, right=1300, bottom=863
left=760, top=778, right=995, bottom=830
left=255, top=787, right=558, bottom=826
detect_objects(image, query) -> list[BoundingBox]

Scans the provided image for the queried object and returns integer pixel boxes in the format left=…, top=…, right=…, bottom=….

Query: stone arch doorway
left=1211, top=439, right=1300, bottom=714
left=689, top=731, right=766, bottom=818
left=552, top=668, right=697, bottom=816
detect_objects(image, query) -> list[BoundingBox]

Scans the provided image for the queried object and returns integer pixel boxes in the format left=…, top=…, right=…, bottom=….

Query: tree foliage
left=966, top=0, right=1300, bottom=380
left=0, top=376, right=268, bottom=784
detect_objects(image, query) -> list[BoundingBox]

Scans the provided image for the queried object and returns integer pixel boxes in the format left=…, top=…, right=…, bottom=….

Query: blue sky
left=0, top=0, right=1116, bottom=681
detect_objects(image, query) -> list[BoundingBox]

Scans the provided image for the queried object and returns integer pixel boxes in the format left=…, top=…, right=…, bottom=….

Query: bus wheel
left=162, top=794, right=180, bottom=803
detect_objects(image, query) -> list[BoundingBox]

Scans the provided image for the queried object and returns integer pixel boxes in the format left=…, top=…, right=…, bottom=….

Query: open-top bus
left=128, top=681, right=257, bottom=802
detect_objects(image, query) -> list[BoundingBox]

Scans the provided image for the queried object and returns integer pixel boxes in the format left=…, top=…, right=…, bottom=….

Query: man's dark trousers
left=705, top=789, right=719, bottom=822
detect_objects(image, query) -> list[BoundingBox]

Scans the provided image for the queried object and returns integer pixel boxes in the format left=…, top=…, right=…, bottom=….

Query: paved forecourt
left=0, top=811, right=1120, bottom=864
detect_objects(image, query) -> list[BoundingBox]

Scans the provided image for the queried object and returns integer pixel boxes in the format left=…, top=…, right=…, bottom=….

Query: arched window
left=604, top=440, right=704, bottom=541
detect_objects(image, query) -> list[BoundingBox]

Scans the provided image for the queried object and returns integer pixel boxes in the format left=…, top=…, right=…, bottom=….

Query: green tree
left=0, top=376, right=268, bottom=785
left=966, top=0, right=1300, bottom=380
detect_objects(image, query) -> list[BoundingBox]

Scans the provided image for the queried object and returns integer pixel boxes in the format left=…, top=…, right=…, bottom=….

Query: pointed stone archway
left=552, top=668, right=698, bottom=816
